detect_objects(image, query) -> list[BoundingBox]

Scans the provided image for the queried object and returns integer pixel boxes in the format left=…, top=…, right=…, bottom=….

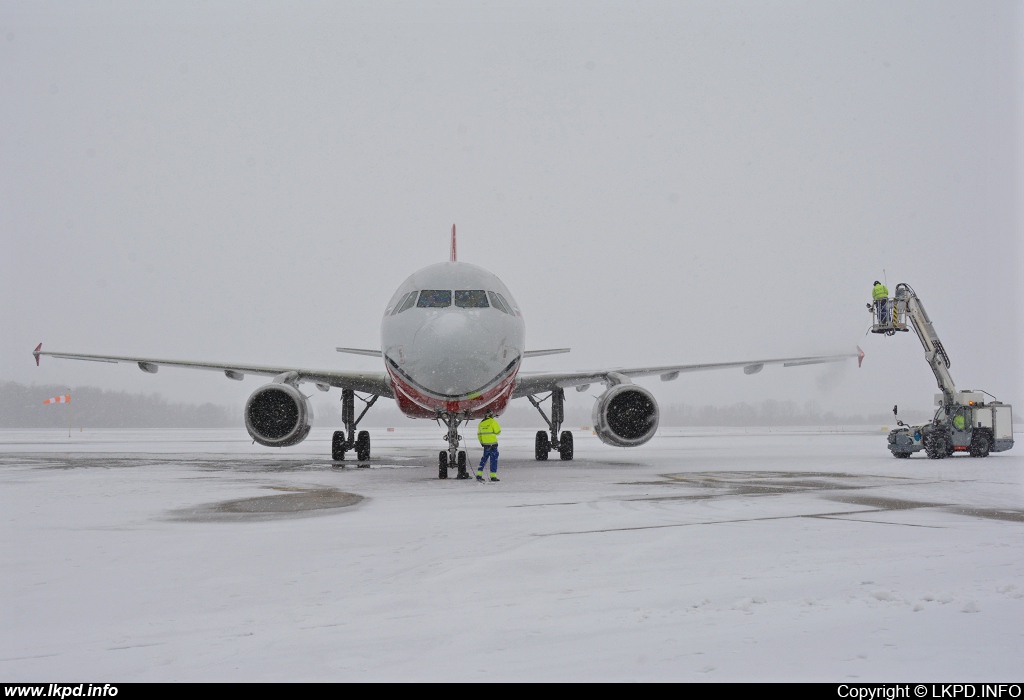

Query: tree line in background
left=0, top=381, right=236, bottom=429
left=1, top=380, right=954, bottom=430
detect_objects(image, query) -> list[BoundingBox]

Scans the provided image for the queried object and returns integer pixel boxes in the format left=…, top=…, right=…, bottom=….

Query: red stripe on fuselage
left=388, top=364, right=518, bottom=419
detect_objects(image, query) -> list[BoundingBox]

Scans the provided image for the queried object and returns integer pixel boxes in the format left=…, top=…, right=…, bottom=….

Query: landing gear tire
left=456, top=451, right=469, bottom=479
left=969, top=431, right=991, bottom=458
left=355, top=430, right=371, bottom=462
left=332, top=431, right=346, bottom=461
left=438, top=451, right=448, bottom=479
left=535, top=431, right=550, bottom=461
left=559, top=431, right=574, bottom=461
left=924, top=433, right=947, bottom=459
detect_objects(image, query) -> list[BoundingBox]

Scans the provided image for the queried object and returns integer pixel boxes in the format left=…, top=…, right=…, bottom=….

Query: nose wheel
left=438, top=413, right=470, bottom=479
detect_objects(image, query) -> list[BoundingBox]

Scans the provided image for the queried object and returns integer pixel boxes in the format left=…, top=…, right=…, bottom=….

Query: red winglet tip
left=33, top=343, right=42, bottom=367
left=857, top=345, right=865, bottom=368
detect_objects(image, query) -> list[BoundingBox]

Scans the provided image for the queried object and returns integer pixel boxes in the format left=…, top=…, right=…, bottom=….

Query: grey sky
left=2, top=1, right=1020, bottom=420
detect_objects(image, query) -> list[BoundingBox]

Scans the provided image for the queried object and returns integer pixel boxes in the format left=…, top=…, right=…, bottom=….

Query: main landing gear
left=332, top=388, right=379, bottom=465
left=528, top=387, right=574, bottom=461
left=437, top=412, right=470, bottom=480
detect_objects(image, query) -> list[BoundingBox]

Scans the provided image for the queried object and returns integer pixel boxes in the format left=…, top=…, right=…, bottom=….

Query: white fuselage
left=380, top=262, right=526, bottom=419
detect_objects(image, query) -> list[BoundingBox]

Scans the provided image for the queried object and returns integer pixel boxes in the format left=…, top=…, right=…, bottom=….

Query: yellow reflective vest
left=872, top=283, right=889, bottom=300
left=478, top=417, right=501, bottom=445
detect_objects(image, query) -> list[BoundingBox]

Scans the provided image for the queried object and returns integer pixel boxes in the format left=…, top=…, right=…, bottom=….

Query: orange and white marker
left=44, top=394, right=73, bottom=437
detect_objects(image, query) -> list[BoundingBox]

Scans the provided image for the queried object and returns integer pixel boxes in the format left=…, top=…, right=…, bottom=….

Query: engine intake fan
left=592, top=383, right=660, bottom=447
left=244, top=383, right=313, bottom=447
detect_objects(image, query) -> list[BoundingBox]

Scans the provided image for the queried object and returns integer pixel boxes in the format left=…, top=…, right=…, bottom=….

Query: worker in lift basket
left=477, top=409, right=502, bottom=482
left=872, top=280, right=890, bottom=325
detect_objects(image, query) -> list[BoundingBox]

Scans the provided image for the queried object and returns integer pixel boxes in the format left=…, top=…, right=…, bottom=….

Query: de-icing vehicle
left=869, top=283, right=1014, bottom=459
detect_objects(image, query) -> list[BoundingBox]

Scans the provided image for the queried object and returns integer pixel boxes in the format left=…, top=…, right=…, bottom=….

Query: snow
left=1, top=427, right=1022, bottom=681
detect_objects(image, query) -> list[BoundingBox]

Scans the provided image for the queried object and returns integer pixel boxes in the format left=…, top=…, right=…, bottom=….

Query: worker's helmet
left=874, top=280, right=880, bottom=286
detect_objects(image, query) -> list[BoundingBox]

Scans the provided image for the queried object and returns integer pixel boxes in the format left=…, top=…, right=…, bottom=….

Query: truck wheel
left=892, top=451, right=911, bottom=459
left=924, top=433, right=947, bottom=459
left=969, top=431, right=991, bottom=458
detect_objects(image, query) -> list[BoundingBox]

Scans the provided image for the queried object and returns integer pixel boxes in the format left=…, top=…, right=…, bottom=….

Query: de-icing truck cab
left=869, top=283, right=1014, bottom=459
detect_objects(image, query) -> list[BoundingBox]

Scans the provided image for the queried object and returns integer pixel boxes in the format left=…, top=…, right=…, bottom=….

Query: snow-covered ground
left=2, top=426, right=1021, bottom=681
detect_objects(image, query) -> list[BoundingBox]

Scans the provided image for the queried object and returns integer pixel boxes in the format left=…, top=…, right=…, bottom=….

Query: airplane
left=33, top=225, right=863, bottom=479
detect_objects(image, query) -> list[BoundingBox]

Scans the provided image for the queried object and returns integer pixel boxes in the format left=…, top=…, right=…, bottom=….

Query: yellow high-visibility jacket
left=872, top=283, right=889, bottom=300
left=478, top=417, right=501, bottom=445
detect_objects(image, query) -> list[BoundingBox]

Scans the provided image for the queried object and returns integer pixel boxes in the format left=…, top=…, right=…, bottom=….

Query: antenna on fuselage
left=450, top=223, right=457, bottom=262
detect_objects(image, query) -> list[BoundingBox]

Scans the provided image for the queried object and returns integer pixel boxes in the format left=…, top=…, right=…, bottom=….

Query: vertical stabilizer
left=450, top=224, right=457, bottom=262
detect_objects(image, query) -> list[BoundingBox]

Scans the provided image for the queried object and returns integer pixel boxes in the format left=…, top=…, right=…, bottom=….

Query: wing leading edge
left=33, top=346, right=393, bottom=398
left=512, top=348, right=863, bottom=398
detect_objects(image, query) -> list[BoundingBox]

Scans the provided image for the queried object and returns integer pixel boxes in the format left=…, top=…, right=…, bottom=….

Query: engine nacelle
left=592, top=384, right=660, bottom=447
left=244, top=383, right=313, bottom=447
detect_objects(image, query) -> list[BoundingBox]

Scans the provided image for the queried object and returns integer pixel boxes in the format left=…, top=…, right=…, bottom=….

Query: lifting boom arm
left=892, top=283, right=957, bottom=406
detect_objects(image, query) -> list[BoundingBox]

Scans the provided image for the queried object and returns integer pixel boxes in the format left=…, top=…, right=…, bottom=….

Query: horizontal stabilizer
left=336, top=347, right=383, bottom=357
left=523, top=348, right=571, bottom=358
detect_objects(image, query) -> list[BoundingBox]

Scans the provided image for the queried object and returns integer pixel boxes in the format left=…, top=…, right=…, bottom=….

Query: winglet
left=33, top=343, right=42, bottom=367
left=857, top=345, right=865, bottom=368
left=450, top=224, right=457, bottom=262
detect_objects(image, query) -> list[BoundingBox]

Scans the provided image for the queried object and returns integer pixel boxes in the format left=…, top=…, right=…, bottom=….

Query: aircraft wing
left=512, top=349, right=863, bottom=399
left=33, top=345, right=393, bottom=398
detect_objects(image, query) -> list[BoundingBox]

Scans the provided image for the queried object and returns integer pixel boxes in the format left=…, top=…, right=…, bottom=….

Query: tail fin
left=450, top=224, right=457, bottom=262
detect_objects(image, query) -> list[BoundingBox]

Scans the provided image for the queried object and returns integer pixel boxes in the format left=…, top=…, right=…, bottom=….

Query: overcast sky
left=2, top=1, right=1020, bottom=421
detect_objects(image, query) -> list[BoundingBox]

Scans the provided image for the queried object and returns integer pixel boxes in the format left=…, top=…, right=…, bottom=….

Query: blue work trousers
left=478, top=445, right=499, bottom=474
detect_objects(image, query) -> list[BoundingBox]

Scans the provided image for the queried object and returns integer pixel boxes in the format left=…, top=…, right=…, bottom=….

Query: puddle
left=168, top=486, right=364, bottom=522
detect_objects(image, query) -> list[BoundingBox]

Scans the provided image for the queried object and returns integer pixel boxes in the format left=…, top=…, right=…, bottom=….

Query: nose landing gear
left=437, top=412, right=470, bottom=479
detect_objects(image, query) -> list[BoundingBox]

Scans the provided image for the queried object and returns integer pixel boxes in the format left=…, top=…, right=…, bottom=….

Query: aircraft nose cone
left=407, top=312, right=507, bottom=396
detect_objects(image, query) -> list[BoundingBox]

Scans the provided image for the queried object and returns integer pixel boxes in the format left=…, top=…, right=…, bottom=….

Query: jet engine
left=244, top=383, right=313, bottom=447
left=591, top=383, right=660, bottom=447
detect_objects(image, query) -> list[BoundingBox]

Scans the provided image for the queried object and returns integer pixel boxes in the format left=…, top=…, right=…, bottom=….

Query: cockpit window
left=455, top=290, right=489, bottom=308
left=389, top=292, right=408, bottom=315
left=487, top=291, right=510, bottom=314
left=494, top=292, right=517, bottom=316
left=393, top=291, right=418, bottom=315
left=417, top=290, right=451, bottom=308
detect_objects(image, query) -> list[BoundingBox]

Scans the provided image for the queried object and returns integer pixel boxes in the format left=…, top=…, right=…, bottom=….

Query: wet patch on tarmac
left=3, top=455, right=421, bottom=473
left=167, top=486, right=364, bottom=522
left=942, top=506, right=1024, bottom=523
left=612, top=471, right=1023, bottom=527
left=825, top=494, right=950, bottom=511
left=626, top=471, right=924, bottom=496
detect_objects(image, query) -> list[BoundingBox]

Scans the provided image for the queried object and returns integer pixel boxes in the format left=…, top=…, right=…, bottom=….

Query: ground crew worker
left=872, top=280, right=889, bottom=325
left=953, top=411, right=966, bottom=431
left=477, top=409, right=501, bottom=482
